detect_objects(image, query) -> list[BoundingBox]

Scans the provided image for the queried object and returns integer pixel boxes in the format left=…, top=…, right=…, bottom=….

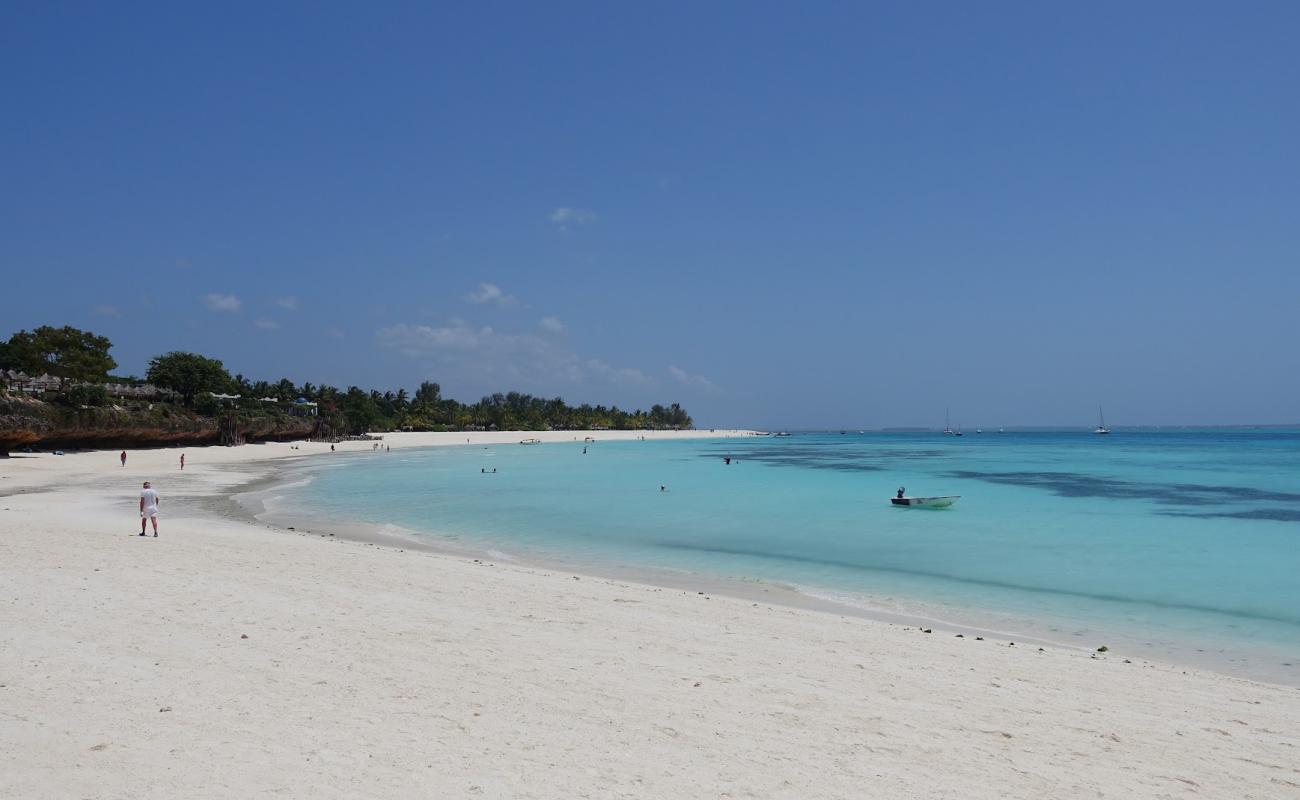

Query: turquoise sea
left=277, top=430, right=1300, bottom=684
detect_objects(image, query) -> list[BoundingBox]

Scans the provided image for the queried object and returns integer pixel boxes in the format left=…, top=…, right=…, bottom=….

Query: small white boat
left=519, top=438, right=541, bottom=445
left=1094, top=405, right=1110, bottom=435
left=891, top=495, right=960, bottom=508
left=773, top=431, right=792, bottom=437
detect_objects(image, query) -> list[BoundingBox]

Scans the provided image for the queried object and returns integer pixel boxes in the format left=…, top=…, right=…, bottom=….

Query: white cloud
left=668, top=364, right=720, bottom=392
left=92, top=304, right=122, bottom=317
left=376, top=321, right=649, bottom=389
left=203, top=293, right=242, bottom=313
left=378, top=321, right=491, bottom=354
left=538, top=316, right=565, bottom=333
left=465, top=282, right=516, bottom=307
left=254, top=319, right=280, bottom=330
left=549, top=207, right=596, bottom=228
left=275, top=296, right=299, bottom=311
left=327, top=327, right=346, bottom=340
left=586, top=359, right=650, bottom=385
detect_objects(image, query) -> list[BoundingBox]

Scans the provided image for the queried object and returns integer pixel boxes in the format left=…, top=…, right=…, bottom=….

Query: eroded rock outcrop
left=0, top=395, right=317, bottom=455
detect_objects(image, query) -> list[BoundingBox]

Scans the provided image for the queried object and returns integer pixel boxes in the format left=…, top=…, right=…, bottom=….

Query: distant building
left=2, top=371, right=60, bottom=393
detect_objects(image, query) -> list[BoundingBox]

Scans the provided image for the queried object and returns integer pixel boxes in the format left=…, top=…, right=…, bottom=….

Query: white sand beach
left=2, top=432, right=1299, bottom=799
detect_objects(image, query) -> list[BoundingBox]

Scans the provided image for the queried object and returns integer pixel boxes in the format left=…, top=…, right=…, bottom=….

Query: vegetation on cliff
left=1, top=326, right=694, bottom=452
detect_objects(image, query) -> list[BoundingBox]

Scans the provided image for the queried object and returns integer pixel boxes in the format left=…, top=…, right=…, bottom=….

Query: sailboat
left=1094, top=406, right=1111, bottom=435
left=943, top=407, right=954, bottom=435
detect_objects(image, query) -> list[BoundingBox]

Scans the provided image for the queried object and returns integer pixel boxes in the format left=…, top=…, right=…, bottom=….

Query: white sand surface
left=3, top=433, right=1299, bottom=799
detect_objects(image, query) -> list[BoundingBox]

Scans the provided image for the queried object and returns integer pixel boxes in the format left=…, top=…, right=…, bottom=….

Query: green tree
left=0, top=338, right=15, bottom=370
left=340, top=386, right=385, bottom=433
left=413, top=381, right=441, bottom=407
left=146, top=351, right=234, bottom=407
left=6, top=326, right=117, bottom=386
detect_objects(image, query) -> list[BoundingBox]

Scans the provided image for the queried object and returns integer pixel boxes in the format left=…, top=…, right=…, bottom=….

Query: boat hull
left=891, top=496, right=959, bottom=508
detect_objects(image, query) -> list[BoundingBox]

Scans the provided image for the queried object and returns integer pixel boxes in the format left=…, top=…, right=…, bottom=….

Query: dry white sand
left=3, top=432, right=1299, bottom=799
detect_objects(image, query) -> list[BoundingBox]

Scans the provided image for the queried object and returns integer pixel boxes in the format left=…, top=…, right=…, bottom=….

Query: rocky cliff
left=0, top=395, right=319, bottom=454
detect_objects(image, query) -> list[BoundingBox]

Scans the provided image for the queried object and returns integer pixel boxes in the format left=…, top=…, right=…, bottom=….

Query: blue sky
left=3, top=2, right=1298, bottom=428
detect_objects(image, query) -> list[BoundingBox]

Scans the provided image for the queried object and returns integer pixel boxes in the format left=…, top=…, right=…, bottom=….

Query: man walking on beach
left=139, top=481, right=160, bottom=537
left=120, top=450, right=127, bottom=467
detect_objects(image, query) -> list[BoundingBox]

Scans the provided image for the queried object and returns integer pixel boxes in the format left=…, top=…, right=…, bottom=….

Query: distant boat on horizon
left=943, top=407, right=954, bottom=436
left=1095, top=406, right=1111, bottom=435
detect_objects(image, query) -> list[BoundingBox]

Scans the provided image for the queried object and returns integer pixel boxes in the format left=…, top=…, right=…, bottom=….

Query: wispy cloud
left=538, top=316, right=565, bottom=333
left=275, top=296, right=299, bottom=311
left=203, top=293, right=242, bottom=313
left=586, top=359, right=650, bottom=385
left=376, top=321, right=648, bottom=388
left=92, top=304, right=122, bottom=318
left=254, top=319, right=280, bottom=330
left=465, top=282, right=516, bottom=307
left=549, top=207, right=596, bottom=230
left=668, top=364, right=720, bottom=392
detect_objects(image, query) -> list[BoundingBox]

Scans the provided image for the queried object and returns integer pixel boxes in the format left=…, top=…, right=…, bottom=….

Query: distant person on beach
left=120, top=451, right=127, bottom=467
left=139, top=481, right=160, bottom=537
left=330, top=445, right=335, bottom=451
left=179, top=453, right=185, bottom=470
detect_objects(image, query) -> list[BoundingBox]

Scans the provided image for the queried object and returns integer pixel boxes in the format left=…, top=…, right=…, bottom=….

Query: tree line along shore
left=0, top=325, right=694, bottom=455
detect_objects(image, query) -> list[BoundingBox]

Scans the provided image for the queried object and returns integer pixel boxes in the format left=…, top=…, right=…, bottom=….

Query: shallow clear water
left=282, top=430, right=1300, bottom=682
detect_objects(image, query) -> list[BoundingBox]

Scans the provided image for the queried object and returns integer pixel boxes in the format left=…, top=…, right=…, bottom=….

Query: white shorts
left=142, top=506, right=159, bottom=519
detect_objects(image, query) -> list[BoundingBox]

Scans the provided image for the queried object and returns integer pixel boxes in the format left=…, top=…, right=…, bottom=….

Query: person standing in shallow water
left=139, top=481, right=160, bottom=537
left=120, top=451, right=127, bottom=467
left=179, top=453, right=185, bottom=471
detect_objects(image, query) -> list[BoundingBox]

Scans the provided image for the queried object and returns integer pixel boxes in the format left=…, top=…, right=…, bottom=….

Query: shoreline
left=230, top=458, right=1080, bottom=651
left=229, top=440, right=1299, bottom=688
left=4, top=432, right=1300, bottom=798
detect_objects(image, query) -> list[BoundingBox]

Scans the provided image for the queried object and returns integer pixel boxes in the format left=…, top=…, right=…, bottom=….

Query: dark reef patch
left=1160, top=509, right=1300, bottom=523
left=947, top=470, right=1300, bottom=507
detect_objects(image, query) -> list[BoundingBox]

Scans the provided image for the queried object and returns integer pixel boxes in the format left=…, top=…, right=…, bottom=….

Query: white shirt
left=140, top=488, right=159, bottom=508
